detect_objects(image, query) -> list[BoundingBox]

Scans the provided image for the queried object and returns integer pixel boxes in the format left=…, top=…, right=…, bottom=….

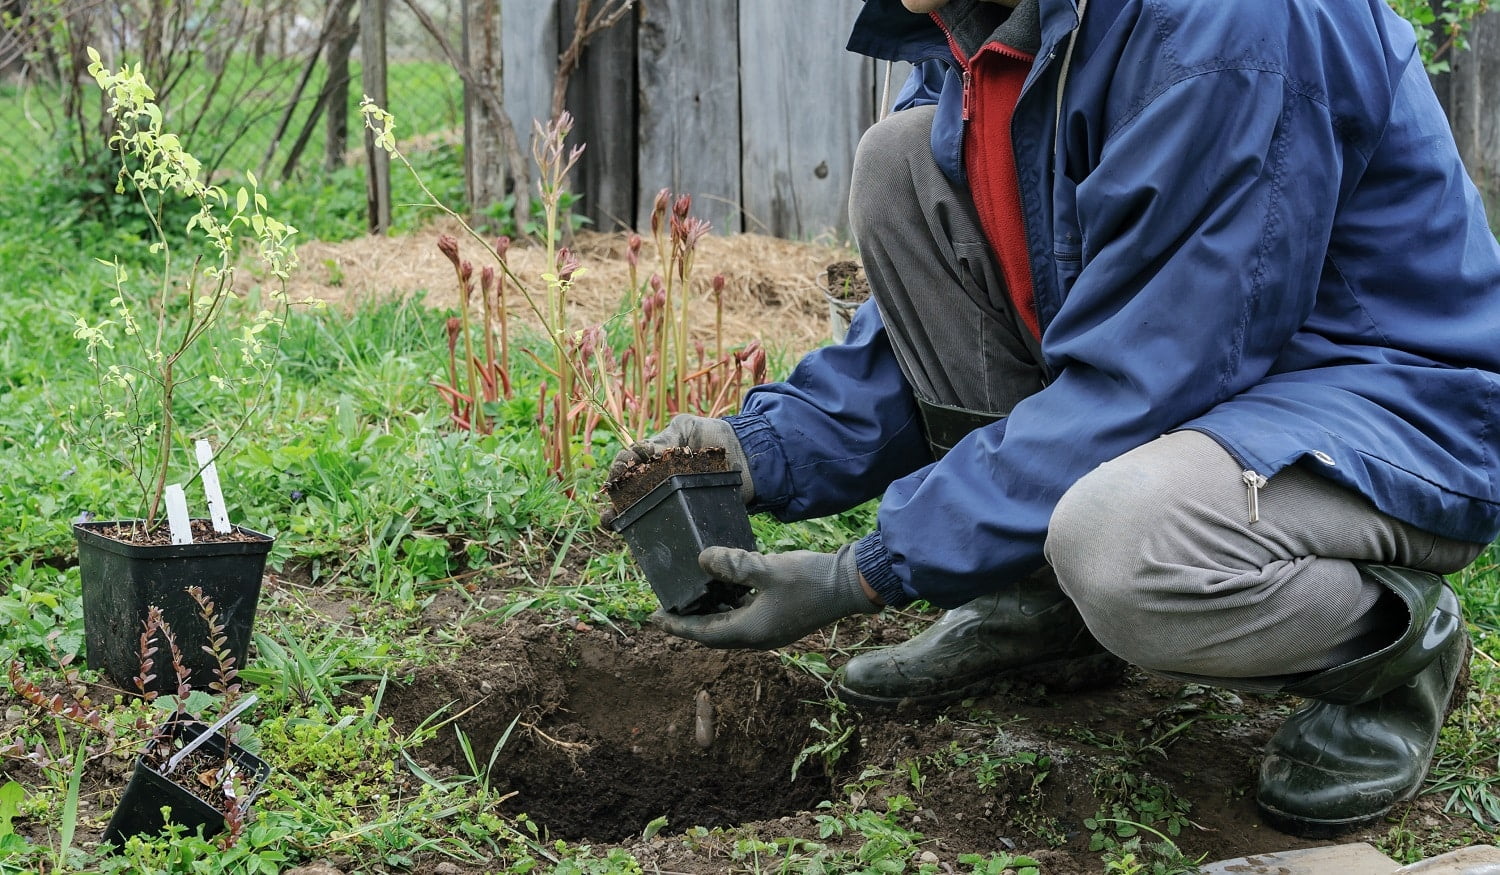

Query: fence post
left=325, top=0, right=361, bottom=174
left=362, top=0, right=392, bottom=235
left=464, top=0, right=511, bottom=224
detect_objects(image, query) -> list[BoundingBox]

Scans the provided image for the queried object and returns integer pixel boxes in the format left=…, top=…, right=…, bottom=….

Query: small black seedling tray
left=608, top=471, right=755, bottom=614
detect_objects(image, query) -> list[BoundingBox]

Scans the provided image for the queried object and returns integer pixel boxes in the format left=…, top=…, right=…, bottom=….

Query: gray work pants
left=848, top=104, right=1484, bottom=679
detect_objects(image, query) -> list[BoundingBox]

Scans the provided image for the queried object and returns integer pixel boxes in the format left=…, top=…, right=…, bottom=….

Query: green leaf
left=0, top=781, right=23, bottom=836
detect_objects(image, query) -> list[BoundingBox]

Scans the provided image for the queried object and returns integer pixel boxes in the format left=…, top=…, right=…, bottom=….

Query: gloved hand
left=654, top=544, right=881, bottom=649
left=608, top=414, right=754, bottom=504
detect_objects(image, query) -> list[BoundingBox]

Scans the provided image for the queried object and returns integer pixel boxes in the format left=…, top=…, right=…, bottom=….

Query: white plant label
left=196, top=439, right=232, bottom=533
left=165, top=483, right=193, bottom=545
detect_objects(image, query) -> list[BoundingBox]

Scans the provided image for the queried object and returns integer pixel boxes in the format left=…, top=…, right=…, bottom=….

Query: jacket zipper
left=1176, top=427, right=1273, bottom=525
left=1242, top=470, right=1268, bottom=524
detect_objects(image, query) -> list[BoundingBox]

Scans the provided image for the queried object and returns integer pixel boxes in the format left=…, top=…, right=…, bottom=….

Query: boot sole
left=1256, top=637, right=1472, bottom=838
left=1255, top=803, right=1387, bottom=840
left=834, top=650, right=1128, bottom=710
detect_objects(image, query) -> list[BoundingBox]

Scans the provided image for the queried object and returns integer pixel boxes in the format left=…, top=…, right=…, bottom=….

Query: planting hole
left=378, top=620, right=838, bottom=842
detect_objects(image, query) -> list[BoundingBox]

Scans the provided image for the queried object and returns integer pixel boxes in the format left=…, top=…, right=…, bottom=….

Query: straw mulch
left=284, top=217, right=859, bottom=358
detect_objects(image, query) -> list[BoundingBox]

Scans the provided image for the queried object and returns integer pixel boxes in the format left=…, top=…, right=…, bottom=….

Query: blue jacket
left=725, top=0, right=1500, bottom=609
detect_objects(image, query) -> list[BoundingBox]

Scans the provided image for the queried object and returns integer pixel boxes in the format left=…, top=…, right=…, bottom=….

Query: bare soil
left=368, top=599, right=1470, bottom=874
left=603, top=446, right=731, bottom=514
left=825, top=259, right=871, bottom=303
left=81, top=519, right=269, bottom=547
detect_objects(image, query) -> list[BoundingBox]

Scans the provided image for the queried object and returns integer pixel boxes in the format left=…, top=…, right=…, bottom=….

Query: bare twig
left=549, top=0, right=635, bottom=121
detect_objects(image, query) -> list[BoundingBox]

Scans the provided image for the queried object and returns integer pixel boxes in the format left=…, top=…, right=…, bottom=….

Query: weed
left=238, top=625, right=389, bottom=712
left=791, top=698, right=857, bottom=781
left=960, top=851, right=1043, bottom=874
left=924, top=724, right=1069, bottom=847
left=779, top=651, right=837, bottom=688
left=1426, top=642, right=1500, bottom=830
left=361, top=101, right=769, bottom=483
left=0, top=566, right=85, bottom=666
left=96, top=817, right=292, bottom=875
left=1085, top=818, right=1206, bottom=875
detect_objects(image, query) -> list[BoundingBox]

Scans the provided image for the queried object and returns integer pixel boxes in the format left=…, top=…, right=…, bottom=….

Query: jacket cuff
left=855, top=531, right=913, bottom=608
left=725, top=412, right=792, bottom=513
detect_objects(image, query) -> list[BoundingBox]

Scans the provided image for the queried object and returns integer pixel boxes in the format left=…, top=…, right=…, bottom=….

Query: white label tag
left=196, top=440, right=232, bottom=533
left=165, top=484, right=193, bottom=545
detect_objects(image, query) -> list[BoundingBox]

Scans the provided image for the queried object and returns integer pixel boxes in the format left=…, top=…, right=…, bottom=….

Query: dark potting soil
left=825, top=259, right=870, bottom=302
left=602, top=445, right=730, bottom=514
left=146, top=746, right=240, bottom=801
left=90, top=519, right=265, bottom=546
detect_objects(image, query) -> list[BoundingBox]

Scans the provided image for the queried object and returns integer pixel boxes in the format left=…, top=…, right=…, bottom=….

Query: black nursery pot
left=74, top=521, right=272, bottom=695
left=607, top=471, right=755, bottom=614
left=102, top=719, right=271, bottom=849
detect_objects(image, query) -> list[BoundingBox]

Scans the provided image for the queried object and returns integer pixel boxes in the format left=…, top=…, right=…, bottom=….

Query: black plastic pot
left=74, top=521, right=272, bottom=695
left=102, top=718, right=271, bottom=849
left=607, top=471, right=755, bottom=614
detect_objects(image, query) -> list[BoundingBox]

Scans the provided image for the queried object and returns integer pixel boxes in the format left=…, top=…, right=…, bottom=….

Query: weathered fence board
left=564, top=0, right=638, bottom=231
left=501, top=0, right=559, bottom=174
left=635, top=0, right=742, bottom=232
left=479, top=0, right=907, bottom=238
left=739, top=0, right=871, bottom=241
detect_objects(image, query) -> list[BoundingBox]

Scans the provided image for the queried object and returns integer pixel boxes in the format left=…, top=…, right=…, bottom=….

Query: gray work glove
left=608, top=414, right=754, bottom=504
left=654, top=544, right=881, bottom=650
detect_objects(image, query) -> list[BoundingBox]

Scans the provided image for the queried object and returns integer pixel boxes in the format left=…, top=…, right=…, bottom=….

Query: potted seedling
left=5, top=588, right=269, bottom=852
left=103, top=596, right=269, bottom=849
left=67, top=51, right=298, bottom=692
left=821, top=260, right=869, bottom=344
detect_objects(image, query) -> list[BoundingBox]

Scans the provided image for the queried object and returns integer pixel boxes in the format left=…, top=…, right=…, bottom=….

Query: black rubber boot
left=834, top=570, right=1126, bottom=708
left=1255, top=565, right=1470, bottom=838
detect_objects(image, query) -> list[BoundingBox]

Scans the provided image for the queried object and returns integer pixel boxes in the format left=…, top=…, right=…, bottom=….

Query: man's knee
left=1049, top=466, right=1140, bottom=621
left=1045, top=450, right=1202, bottom=669
left=850, top=107, right=932, bottom=233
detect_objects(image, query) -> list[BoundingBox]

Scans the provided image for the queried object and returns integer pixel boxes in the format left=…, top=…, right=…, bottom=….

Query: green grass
left=0, top=57, right=463, bottom=248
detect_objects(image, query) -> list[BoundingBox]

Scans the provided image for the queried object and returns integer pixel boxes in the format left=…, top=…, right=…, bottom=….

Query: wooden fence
left=492, top=0, right=905, bottom=240
left=1430, top=9, right=1500, bottom=226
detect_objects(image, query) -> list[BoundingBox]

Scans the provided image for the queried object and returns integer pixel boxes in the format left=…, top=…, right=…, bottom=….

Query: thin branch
left=549, top=0, right=634, bottom=121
